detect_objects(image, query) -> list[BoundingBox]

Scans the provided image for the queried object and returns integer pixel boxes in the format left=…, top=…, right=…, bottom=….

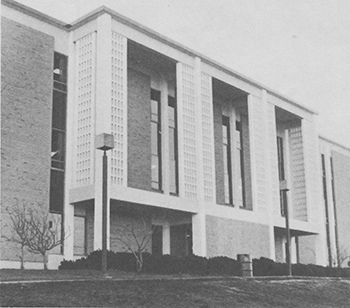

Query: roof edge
left=2, top=0, right=70, bottom=30
left=68, top=6, right=318, bottom=116
left=319, top=135, right=350, bottom=152
left=2, top=0, right=318, bottom=116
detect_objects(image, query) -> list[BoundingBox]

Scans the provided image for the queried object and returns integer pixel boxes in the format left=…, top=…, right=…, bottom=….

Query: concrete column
left=63, top=30, right=77, bottom=260
left=94, top=14, right=112, bottom=250
left=192, top=57, right=207, bottom=257
left=192, top=212, right=206, bottom=257
left=162, top=222, right=171, bottom=255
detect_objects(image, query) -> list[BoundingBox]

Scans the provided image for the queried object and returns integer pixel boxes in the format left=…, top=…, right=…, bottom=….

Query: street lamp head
left=96, top=133, right=115, bottom=151
left=279, top=179, right=289, bottom=192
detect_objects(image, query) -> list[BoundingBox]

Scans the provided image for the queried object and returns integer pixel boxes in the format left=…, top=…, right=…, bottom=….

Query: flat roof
left=319, top=135, right=350, bottom=152
left=2, top=0, right=318, bottom=115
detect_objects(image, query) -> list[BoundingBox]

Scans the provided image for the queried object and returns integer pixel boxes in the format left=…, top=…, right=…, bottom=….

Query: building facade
left=1, top=0, right=349, bottom=269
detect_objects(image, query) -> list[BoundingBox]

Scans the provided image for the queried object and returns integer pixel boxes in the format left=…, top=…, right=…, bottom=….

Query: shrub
left=253, top=257, right=288, bottom=276
left=253, top=257, right=350, bottom=277
left=182, top=255, right=208, bottom=275
left=144, top=254, right=183, bottom=274
left=208, top=256, right=242, bottom=276
left=60, top=251, right=249, bottom=276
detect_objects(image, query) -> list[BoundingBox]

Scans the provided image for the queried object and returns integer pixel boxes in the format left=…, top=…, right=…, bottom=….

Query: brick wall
left=127, top=68, right=152, bottom=191
left=1, top=18, right=54, bottom=263
left=109, top=207, right=152, bottom=253
left=213, top=100, right=225, bottom=205
left=206, top=215, right=270, bottom=259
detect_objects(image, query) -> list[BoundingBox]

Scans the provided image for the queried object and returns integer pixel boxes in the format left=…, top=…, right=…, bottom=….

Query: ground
left=1, top=270, right=349, bottom=307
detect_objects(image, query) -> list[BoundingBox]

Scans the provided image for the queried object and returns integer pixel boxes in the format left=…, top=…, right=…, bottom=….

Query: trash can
left=237, top=254, right=253, bottom=277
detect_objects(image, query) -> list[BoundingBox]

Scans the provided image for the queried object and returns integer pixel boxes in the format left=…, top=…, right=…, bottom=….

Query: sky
left=16, top=0, right=350, bottom=148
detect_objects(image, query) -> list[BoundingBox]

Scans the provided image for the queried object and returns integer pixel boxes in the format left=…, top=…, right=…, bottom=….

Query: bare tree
left=333, top=246, right=350, bottom=268
left=2, top=203, right=31, bottom=269
left=25, top=205, right=66, bottom=270
left=3, top=202, right=67, bottom=270
left=113, top=211, right=159, bottom=272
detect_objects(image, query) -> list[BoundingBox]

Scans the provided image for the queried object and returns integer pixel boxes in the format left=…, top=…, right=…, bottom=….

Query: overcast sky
left=16, top=0, right=350, bottom=148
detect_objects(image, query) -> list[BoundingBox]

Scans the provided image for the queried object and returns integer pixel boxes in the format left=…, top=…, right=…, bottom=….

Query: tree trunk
left=136, top=251, right=143, bottom=272
left=20, top=245, right=24, bottom=269
left=43, top=252, right=48, bottom=270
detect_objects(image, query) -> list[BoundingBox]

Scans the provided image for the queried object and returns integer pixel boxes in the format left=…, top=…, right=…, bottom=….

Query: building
left=1, top=0, right=349, bottom=269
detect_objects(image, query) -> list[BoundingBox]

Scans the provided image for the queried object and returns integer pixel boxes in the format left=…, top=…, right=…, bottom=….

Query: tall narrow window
left=222, top=116, right=233, bottom=205
left=151, top=89, right=162, bottom=191
left=277, top=136, right=285, bottom=181
left=168, top=96, right=178, bottom=195
left=50, top=52, right=67, bottom=214
left=321, top=154, right=332, bottom=267
left=236, top=121, right=246, bottom=207
left=277, top=136, right=286, bottom=216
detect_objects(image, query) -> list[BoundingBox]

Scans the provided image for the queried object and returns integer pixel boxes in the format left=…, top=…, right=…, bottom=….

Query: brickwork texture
left=1, top=18, right=54, bottom=263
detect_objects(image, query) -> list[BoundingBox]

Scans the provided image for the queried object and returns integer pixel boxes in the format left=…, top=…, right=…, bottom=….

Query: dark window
left=168, top=96, right=178, bottom=195
left=236, top=121, right=246, bottom=208
left=222, top=116, right=233, bottom=205
left=50, top=169, right=65, bottom=213
left=54, top=53, right=67, bottom=85
left=151, top=89, right=162, bottom=191
left=280, top=189, right=287, bottom=217
left=51, top=129, right=65, bottom=170
left=277, top=136, right=286, bottom=216
left=277, top=136, right=285, bottom=181
left=50, top=52, right=67, bottom=214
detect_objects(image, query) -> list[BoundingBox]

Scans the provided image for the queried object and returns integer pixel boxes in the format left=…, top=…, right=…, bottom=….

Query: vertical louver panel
left=201, top=73, right=215, bottom=203
left=177, top=63, right=197, bottom=199
left=75, top=33, right=96, bottom=187
left=289, top=125, right=307, bottom=221
left=111, top=32, right=127, bottom=186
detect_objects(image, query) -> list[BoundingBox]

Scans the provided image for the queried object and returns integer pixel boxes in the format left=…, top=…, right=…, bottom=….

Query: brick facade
left=1, top=18, right=54, bottom=263
left=127, top=68, right=152, bottom=191
left=213, top=100, right=225, bottom=205
left=206, top=215, right=270, bottom=259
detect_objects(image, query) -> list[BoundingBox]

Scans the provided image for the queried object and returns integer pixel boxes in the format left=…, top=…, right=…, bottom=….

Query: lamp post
left=280, top=179, right=292, bottom=277
left=96, top=133, right=114, bottom=271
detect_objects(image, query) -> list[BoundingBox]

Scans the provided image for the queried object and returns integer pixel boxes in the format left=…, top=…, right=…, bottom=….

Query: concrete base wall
left=206, top=215, right=271, bottom=260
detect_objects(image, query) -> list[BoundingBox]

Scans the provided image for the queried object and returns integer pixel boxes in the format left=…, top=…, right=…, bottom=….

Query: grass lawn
left=1, top=270, right=350, bottom=307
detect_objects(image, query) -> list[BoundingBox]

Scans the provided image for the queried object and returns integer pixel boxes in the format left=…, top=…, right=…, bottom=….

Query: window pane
left=51, top=129, right=65, bottom=165
left=52, top=90, right=66, bottom=130
left=50, top=169, right=64, bottom=213
left=222, top=116, right=232, bottom=204
left=54, top=53, right=67, bottom=84
left=151, top=122, right=158, bottom=155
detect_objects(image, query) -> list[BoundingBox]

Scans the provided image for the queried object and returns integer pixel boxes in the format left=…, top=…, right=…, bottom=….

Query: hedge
left=60, top=252, right=350, bottom=277
left=59, top=250, right=242, bottom=276
left=253, top=257, right=350, bottom=277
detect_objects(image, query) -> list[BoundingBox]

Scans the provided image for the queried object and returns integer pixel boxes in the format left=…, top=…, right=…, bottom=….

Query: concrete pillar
left=63, top=30, right=77, bottom=260
left=94, top=14, right=112, bottom=250
left=162, top=222, right=171, bottom=255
